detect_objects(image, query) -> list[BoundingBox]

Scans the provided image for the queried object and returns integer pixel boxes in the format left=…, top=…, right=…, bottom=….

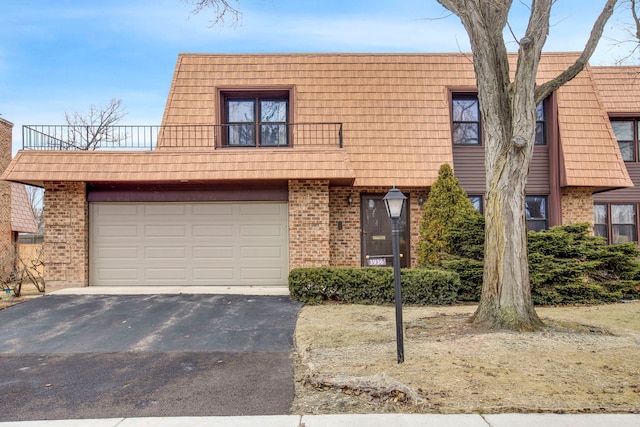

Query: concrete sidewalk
left=0, top=414, right=639, bottom=426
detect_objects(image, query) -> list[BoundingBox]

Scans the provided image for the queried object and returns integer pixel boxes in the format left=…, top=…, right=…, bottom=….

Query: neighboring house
left=0, top=117, right=39, bottom=275
left=0, top=53, right=632, bottom=291
left=590, top=67, right=640, bottom=245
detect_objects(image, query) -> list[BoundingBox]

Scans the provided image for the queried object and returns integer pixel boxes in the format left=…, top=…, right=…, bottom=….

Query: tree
left=183, top=0, right=241, bottom=26
left=418, top=164, right=480, bottom=266
left=188, top=0, right=618, bottom=330
left=65, top=98, right=127, bottom=150
left=435, top=0, right=618, bottom=330
left=608, top=0, right=640, bottom=64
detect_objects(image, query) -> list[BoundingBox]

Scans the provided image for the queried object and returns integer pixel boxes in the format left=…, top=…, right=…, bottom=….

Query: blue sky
left=0, top=0, right=635, bottom=153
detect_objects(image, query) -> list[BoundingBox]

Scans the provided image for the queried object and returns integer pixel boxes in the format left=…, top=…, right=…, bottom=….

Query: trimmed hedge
left=288, top=267, right=460, bottom=305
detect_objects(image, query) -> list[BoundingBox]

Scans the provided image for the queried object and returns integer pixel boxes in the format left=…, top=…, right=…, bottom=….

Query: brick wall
left=329, top=186, right=360, bottom=267
left=561, top=187, right=594, bottom=231
left=329, top=186, right=426, bottom=268
left=288, top=180, right=330, bottom=269
left=0, top=119, right=14, bottom=275
left=43, top=181, right=88, bottom=290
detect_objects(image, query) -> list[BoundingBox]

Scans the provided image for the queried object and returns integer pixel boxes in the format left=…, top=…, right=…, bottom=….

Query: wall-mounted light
left=418, top=195, right=425, bottom=206
left=347, top=195, right=353, bottom=206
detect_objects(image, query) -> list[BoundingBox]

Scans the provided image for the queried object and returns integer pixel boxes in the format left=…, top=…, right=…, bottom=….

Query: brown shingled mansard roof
left=1, top=52, right=632, bottom=190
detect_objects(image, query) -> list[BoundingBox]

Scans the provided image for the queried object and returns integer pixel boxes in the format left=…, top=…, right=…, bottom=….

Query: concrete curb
left=1, top=414, right=639, bottom=427
left=48, top=286, right=290, bottom=296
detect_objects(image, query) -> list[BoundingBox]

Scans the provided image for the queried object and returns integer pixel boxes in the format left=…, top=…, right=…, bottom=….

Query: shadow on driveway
left=0, top=294, right=303, bottom=421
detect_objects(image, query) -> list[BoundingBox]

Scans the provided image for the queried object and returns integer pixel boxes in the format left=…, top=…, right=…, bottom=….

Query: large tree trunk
left=466, top=7, right=544, bottom=331
left=435, top=0, right=616, bottom=331
left=472, top=89, right=543, bottom=330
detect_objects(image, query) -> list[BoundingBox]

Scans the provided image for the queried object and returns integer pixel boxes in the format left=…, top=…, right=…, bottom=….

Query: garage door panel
left=192, top=246, right=234, bottom=259
left=240, top=224, right=284, bottom=237
left=192, top=204, right=234, bottom=215
left=192, top=268, right=235, bottom=280
left=241, top=268, right=285, bottom=280
left=240, top=246, right=283, bottom=259
left=97, top=247, right=139, bottom=259
left=144, top=204, right=186, bottom=215
left=145, top=268, right=187, bottom=280
left=96, top=268, right=139, bottom=281
left=192, top=225, right=234, bottom=237
left=240, top=203, right=281, bottom=215
left=90, top=202, right=288, bottom=287
left=144, top=225, right=186, bottom=237
left=97, top=225, right=139, bottom=238
left=95, top=204, right=138, bottom=216
left=144, top=246, right=186, bottom=259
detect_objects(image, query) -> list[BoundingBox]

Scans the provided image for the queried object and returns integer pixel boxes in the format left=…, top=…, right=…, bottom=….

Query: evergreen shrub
left=436, top=220, right=640, bottom=305
left=418, top=164, right=481, bottom=265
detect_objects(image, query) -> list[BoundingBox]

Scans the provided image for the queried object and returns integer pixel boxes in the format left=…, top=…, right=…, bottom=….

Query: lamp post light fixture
left=383, top=186, right=407, bottom=364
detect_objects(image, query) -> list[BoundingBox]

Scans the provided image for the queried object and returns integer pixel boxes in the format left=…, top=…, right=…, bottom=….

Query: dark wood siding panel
left=453, top=145, right=485, bottom=194
left=453, top=145, right=550, bottom=195
left=594, top=163, right=640, bottom=202
left=526, top=146, right=550, bottom=194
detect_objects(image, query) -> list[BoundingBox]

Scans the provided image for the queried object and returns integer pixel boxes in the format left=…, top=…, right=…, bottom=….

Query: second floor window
left=535, top=102, right=546, bottom=145
left=452, top=96, right=480, bottom=145
left=222, top=91, right=289, bottom=147
left=452, top=94, right=547, bottom=146
left=610, top=119, right=638, bottom=162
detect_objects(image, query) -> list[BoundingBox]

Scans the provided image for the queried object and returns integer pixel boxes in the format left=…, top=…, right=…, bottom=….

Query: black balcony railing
left=22, top=123, right=343, bottom=150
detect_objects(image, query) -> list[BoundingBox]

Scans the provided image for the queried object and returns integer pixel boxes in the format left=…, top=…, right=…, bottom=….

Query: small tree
left=418, top=163, right=482, bottom=265
left=65, top=98, right=127, bottom=150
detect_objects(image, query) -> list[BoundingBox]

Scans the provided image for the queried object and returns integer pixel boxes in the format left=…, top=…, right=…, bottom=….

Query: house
left=590, top=66, right=640, bottom=244
left=0, top=117, right=39, bottom=275
left=0, top=53, right=632, bottom=291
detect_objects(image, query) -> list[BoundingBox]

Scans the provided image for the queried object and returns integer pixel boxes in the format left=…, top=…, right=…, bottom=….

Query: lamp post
left=383, top=186, right=407, bottom=364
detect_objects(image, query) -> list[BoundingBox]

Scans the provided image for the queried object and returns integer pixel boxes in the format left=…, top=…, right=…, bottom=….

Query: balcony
left=22, top=123, right=343, bottom=150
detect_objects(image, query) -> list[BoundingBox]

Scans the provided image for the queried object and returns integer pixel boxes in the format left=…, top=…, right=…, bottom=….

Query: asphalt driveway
left=0, top=294, right=303, bottom=421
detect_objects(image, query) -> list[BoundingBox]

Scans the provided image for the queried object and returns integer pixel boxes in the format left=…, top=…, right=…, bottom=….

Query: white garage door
left=90, top=202, right=289, bottom=287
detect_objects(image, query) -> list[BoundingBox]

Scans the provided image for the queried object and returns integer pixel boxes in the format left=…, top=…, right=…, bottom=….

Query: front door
left=361, top=194, right=409, bottom=268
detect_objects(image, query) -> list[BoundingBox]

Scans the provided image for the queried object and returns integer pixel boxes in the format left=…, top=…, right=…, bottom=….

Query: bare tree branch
left=183, top=0, right=242, bottom=27
left=536, top=0, right=618, bottom=102
left=607, top=0, right=640, bottom=64
left=64, top=98, right=127, bottom=150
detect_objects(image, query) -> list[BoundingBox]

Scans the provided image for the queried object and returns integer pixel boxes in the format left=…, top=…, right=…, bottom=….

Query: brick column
left=329, top=186, right=360, bottom=267
left=561, top=187, right=594, bottom=231
left=43, top=181, right=88, bottom=290
left=0, top=118, right=14, bottom=276
left=288, top=180, right=330, bottom=269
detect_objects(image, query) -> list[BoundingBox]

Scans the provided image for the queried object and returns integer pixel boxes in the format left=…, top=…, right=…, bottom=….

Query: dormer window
left=452, top=95, right=481, bottom=145
left=610, top=119, right=638, bottom=162
left=220, top=89, right=290, bottom=147
left=451, top=93, right=547, bottom=146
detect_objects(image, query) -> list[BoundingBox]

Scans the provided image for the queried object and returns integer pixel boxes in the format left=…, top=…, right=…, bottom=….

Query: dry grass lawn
left=292, top=302, right=640, bottom=414
left=0, top=282, right=43, bottom=310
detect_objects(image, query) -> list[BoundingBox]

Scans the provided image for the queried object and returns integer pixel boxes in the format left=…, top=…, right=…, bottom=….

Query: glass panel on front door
left=361, top=195, right=409, bottom=268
